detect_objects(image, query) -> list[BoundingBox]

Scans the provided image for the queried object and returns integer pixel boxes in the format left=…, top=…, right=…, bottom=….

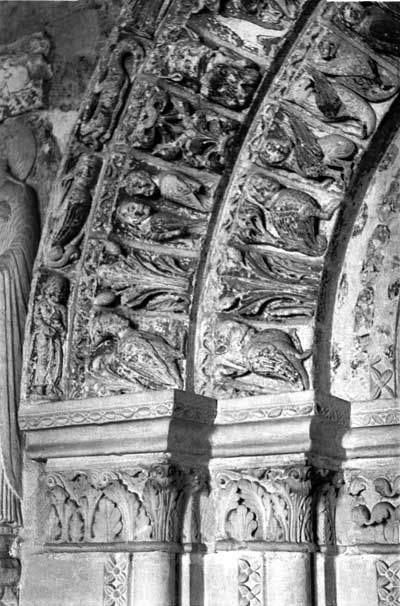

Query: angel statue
left=0, top=121, right=39, bottom=533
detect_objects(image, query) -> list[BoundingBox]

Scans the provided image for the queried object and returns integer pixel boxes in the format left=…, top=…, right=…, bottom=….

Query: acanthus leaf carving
left=95, top=241, right=195, bottom=313
left=219, top=247, right=320, bottom=321
left=44, top=465, right=206, bottom=545
left=213, top=466, right=313, bottom=544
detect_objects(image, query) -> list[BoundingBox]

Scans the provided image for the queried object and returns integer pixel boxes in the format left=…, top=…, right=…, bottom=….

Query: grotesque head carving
left=117, top=200, right=151, bottom=226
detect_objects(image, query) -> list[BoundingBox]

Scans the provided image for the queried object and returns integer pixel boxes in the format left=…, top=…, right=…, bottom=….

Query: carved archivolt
left=22, top=0, right=400, bottom=403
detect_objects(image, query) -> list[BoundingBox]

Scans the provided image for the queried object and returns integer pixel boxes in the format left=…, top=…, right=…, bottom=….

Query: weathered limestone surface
left=0, top=0, right=399, bottom=604
left=18, top=389, right=400, bottom=606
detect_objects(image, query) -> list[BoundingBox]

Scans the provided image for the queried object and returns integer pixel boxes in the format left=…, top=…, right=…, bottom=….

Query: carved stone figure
left=335, top=3, right=400, bottom=59
left=312, top=33, right=399, bottom=102
left=78, top=38, right=144, bottom=149
left=256, top=106, right=356, bottom=187
left=30, top=274, right=68, bottom=399
left=128, top=86, right=239, bottom=173
left=0, top=121, right=39, bottom=534
left=240, top=172, right=339, bottom=256
left=290, top=66, right=376, bottom=139
left=47, top=154, right=101, bottom=267
left=124, top=169, right=211, bottom=213
left=151, top=28, right=260, bottom=110
left=95, top=243, right=193, bottom=312
left=85, top=312, right=183, bottom=395
left=214, top=320, right=311, bottom=393
left=0, top=32, right=51, bottom=120
left=115, top=199, right=206, bottom=247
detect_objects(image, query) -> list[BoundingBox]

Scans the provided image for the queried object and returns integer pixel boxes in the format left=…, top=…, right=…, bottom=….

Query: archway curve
left=314, top=95, right=400, bottom=401
left=20, top=0, right=400, bottom=408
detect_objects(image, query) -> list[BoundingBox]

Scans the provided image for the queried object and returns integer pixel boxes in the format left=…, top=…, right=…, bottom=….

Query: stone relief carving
left=254, top=105, right=356, bottom=191
left=149, top=27, right=260, bottom=110
left=21, top=0, right=400, bottom=405
left=125, top=84, right=239, bottom=173
left=44, top=465, right=204, bottom=544
left=123, top=167, right=212, bottom=214
left=288, top=66, right=376, bottom=139
left=314, top=470, right=344, bottom=546
left=29, top=274, right=69, bottom=400
left=349, top=474, right=400, bottom=543
left=330, top=3, right=400, bottom=60
left=219, top=248, right=320, bottom=320
left=0, top=121, right=39, bottom=528
left=222, top=0, right=301, bottom=27
left=46, top=154, right=101, bottom=268
left=84, top=312, right=183, bottom=396
left=235, top=172, right=338, bottom=256
left=336, top=472, right=400, bottom=544
left=311, top=32, right=399, bottom=103
left=78, top=36, right=145, bottom=150
left=0, top=32, right=51, bottom=120
left=238, top=557, right=263, bottom=606
left=212, top=466, right=313, bottom=543
left=213, top=320, right=311, bottom=395
left=95, top=241, right=195, bottom=313
left=103, top=554, right=129, bottom=606
left=376, top=560, right=400, bottom=606
left=114, top=197, right=206, bottom=249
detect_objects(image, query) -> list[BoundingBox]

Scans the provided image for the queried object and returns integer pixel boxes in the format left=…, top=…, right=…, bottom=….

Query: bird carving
left=154, top=172, right=209, bottom=213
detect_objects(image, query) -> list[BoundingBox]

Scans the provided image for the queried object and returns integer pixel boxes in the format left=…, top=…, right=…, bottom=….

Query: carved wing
left=0, top=184, right=39, bottom=524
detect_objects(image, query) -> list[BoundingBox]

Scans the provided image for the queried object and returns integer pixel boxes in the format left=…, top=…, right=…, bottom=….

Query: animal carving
left=86, top=312, right=183, bottom=395
left=214, top=320, right=311, bottom=393
left=47, top=154, right=101, bottom=267
left=115, top=197, right=206, bottom=247
left=257, top=106, right=356, bottom=187
left=124, top=169, right=210, bottom=213
left=290, top=66, right=376, bottom=138
left=313, top=33, right=399, bottom=102
left=152, top=27, right=259, bottom=110
left=244, top=173, right=339, bottom=256
left=337, top=3, right=400, bottom=58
